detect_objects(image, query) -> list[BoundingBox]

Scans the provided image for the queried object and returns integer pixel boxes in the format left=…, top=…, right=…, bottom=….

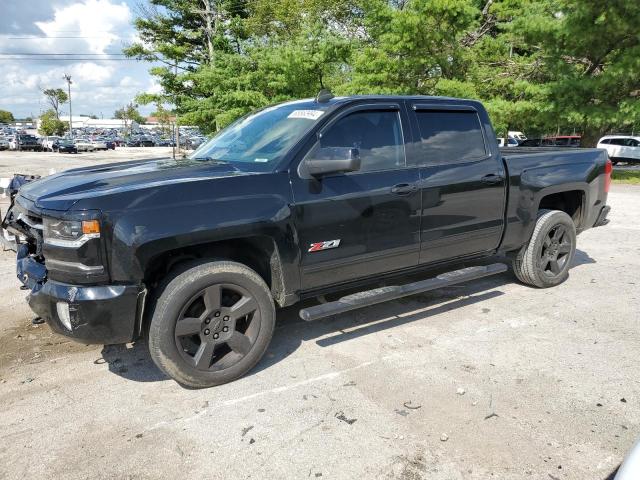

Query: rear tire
left=148, top=260, right=275, bottom=388
left=512, top=209, right=576, bottom=288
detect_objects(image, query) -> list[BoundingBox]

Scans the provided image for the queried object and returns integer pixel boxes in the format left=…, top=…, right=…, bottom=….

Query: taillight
left=604, top=158, right=612, bottom=193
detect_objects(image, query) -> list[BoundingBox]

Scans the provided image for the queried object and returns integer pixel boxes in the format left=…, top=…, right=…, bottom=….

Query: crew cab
left=9, top=134, right=42, bottom=151
left=2, top=94, right=612, bottom=388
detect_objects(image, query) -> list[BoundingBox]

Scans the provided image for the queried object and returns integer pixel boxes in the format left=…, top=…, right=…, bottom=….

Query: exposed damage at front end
left=2, top=186, right=145, bottom=345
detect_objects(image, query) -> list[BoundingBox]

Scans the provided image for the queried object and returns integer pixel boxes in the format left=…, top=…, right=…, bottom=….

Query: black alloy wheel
left=539, top=224, right=573, bottom=277
left=174, top=283, right=260, bottom=371
left=148, top=260, right=275, bottom=388
left=512, top=209, right=577, bottom=288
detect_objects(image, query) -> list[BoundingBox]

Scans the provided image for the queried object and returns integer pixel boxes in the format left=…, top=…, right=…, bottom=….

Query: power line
left=4, top=35, right=125, bottom=39
left=0, top=52, right=128, bottom=56
left=0, top=57, right=141, bottom=61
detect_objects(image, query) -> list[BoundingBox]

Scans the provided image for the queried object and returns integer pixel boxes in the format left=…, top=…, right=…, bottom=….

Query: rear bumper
left=28, top=280, right=145, bottom=344
left=593, top=205, right=611, bottom=227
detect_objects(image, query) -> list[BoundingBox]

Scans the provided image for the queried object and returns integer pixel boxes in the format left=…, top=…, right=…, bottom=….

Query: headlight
left=43, top=218, right=100, bottom=248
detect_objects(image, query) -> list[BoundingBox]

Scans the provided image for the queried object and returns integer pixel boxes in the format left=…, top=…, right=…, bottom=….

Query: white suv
left=597, top=135, right=640, bottom=165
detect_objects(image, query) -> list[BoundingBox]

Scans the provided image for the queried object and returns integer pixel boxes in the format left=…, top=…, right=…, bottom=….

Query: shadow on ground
left=102, top=251, right=595, bottom=384
left=99, top=342, right=168, bottom=382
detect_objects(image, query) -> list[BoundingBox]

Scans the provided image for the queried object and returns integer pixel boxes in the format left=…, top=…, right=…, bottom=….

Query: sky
left=0, top=0, right=161, bottom=119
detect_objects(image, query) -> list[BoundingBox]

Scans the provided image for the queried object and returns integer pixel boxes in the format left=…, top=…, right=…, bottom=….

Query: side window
left=307, top=110, right=405, bottom=172
left=629, top=139, right=640, bottom=147
left=610, top=138, right=626, bottom=146
left=413, top=110, right=486, bottom=164
left=600, top=139, right=610, bottom=144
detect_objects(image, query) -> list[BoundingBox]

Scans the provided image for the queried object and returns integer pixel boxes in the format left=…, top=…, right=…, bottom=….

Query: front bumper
left=27, top=280, right=145, bottom=344
left=17, top=246, right=145, bottom=344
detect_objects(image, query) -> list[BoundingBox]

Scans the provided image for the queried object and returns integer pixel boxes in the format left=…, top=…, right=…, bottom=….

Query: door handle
left=480, top=174, right=505, bottom=185
left=391, top=183, right=418, bottom=195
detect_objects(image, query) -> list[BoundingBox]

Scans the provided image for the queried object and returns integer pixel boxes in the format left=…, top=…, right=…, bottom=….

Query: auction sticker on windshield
left=287, top=110, right=325, bottom=120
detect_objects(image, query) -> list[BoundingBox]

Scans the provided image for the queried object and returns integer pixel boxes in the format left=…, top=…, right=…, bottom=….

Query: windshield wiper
left=191, top=156, right=231, bottom=164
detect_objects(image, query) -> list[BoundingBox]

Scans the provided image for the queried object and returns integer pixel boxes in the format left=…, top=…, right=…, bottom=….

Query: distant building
left=50, top=116, right=137, bottom=130
left=139, top=115, right=176, bottom=130
left=145, top=115, right=176, bottom=125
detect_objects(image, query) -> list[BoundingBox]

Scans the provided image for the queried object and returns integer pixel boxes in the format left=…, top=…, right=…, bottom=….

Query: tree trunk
left=202, top=0, right=216, bottom=64
left=581, top=125, right=607, bottom=148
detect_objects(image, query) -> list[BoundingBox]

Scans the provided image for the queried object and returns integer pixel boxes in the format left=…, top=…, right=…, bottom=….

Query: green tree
left=114, top=105, right=146, bottom=125
left=127, top=0, right=640, bottom=141
left=150, top=103, right=174, bottom=135
left=522, top=0, right=640, bottom=145
left=0, top=109, right=14, bottom=123
left=38, top=109, right=68, bottom=136
left=41, top=88, right=68, bottom=119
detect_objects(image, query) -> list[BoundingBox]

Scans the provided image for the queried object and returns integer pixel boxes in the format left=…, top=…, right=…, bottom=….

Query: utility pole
left=63, top=74, right=73, bottom=137
left=174, top=62, right=180, bottom=156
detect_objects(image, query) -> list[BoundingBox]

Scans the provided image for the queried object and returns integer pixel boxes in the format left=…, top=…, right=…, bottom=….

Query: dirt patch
left=0, top=319, right=95, bottom=376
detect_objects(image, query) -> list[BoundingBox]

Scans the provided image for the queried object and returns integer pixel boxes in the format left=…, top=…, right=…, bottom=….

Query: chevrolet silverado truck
left=2, top=94, right=612, bottom=388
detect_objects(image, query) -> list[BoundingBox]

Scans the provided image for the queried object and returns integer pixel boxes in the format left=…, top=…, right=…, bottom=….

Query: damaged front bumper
left=18, top=243, right=145, bottom=345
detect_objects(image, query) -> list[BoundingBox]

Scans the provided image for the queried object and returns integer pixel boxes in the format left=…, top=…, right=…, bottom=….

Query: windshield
left=190, top=100, right=331, bottom=170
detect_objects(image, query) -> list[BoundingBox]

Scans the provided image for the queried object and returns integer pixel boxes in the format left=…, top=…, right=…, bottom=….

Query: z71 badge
left=308, top=239, right=341, bottom=252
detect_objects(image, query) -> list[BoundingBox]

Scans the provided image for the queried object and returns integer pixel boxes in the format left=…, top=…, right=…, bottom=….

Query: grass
left=612, top=169, right=640, bottom=185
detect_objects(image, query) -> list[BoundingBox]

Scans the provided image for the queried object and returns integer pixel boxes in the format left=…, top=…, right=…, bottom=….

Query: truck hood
left=19, top=157, right=250, bottom=211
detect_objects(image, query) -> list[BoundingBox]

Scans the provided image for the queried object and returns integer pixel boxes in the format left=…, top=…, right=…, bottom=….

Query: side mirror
left=303, top=147, right=361, bottom=177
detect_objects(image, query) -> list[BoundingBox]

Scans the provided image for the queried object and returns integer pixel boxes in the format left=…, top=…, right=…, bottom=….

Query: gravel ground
left=0, top=148, right=638, bottom=480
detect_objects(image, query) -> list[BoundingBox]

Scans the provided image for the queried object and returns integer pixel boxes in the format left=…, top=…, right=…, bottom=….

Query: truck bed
left=499, top=147, right=602, bottom=157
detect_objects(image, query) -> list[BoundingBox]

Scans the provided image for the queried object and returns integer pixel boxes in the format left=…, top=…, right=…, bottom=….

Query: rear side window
left=414, top=110, right=486, bottom=164
left=610, top=138, right=627, bottom=146
left=600, top=139, right=610, bottom=144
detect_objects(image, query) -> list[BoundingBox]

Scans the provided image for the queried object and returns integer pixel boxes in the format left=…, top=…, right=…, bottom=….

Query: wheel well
left=143, top=236, right=286, bottom=306
left=538, top=190, right=584, bottom=227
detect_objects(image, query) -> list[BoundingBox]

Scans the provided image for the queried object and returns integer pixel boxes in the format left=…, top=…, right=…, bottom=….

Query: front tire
left=512, top=209, right=577, bottom=288
left=148, top=260, right=275, bottom=388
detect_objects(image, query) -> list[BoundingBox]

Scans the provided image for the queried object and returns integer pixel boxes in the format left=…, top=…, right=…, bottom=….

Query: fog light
left=56, top=302, right=72, bottom=331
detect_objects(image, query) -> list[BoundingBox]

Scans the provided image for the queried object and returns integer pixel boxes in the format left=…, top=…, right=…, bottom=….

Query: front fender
left=104, top=173, right=299, bottom=292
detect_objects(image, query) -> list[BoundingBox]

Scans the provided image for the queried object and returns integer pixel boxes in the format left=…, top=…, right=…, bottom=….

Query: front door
left=290, top=103, right=421, bottom=291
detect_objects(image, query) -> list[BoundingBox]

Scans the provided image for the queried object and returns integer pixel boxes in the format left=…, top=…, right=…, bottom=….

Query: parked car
left=101, top=138, right=116, bottom=150
left=42, top=136, right=63, bottom=152
left=9, top=134, right=42, bottom=151
left=508, top=131, right=527, bottom=142
left=519, top=136, right=582, bottom=148
left=90, top=139, right=108, bottom=151
left=597, top=135, right=640, bottom=165
left=616, top=437, right=640, bottom=480
left=549, top=135, right=582, bottom=147
left=57, top=139, right=78, bottom=154
left=2, top=94, right=611, bottom=388
left=74, top=138, right=95, bottom=152
left=0, top=137, right=9, bottom=150
left=183, top=136, right=205, bottom=150
left=497, top=137, right=519, bottom=147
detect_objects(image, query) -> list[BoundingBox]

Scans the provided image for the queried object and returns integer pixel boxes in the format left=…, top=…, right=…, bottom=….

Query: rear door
left=608, top=138, right=627, bottom=159
left=290, top=102, right=421, bottom=291
left=625, top=138, right=640, bottom=161
left=407, top=103, right=506, bottom=264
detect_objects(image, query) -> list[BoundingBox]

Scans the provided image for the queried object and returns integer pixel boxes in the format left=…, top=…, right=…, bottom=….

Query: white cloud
left=34, top=0, right=133, bottom=54
left=0, top=0, right=159, bottom=118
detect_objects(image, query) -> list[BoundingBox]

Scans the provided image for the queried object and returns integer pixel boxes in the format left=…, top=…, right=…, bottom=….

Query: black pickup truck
left=2, top=95, right=612, bottom=388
